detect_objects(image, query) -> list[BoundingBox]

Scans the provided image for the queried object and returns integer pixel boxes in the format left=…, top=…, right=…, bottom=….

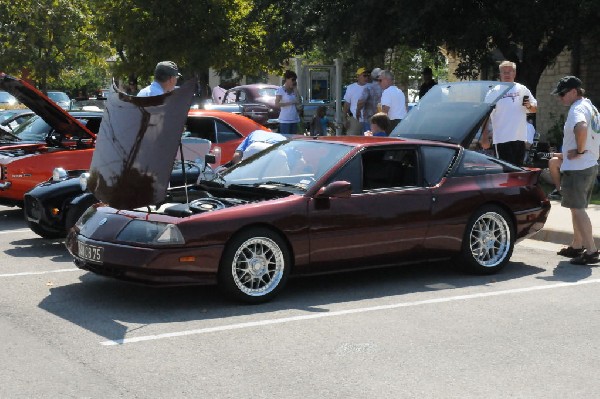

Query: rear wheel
left=458, top=205, right=514, bottom=274
left=218, top=228, right=290, bottom=303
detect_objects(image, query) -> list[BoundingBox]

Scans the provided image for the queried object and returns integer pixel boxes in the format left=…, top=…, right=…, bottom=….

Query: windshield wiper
left=0, top=128, right=21, bottom=141
left=255, top=181, right=306, bottom=190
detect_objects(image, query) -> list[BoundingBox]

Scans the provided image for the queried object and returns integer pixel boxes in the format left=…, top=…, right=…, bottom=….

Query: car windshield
left=391, top=81, right=513, bottom=144
left=221, top=140, right=352, bottom=191
left=10, top=115, right=51, bottom=141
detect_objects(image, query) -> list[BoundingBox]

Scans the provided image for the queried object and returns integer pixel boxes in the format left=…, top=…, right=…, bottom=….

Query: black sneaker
left=548, top=189, right=562, bottom=200
left=570, top=250, right=600, bottom=265
left=557, top=246, right=585, bottom=257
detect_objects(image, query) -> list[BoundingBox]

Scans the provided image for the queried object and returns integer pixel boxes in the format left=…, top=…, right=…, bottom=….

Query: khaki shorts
left=561, top=165, right=598, bottom=209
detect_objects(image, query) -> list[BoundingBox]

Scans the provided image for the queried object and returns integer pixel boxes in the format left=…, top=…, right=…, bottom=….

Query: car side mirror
left=315, top=180, right=352, bottom=198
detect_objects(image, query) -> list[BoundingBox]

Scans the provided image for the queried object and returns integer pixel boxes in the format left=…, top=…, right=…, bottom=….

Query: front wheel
left=27, top=221, right=64, bottom=239
left=218, top=228, right=291, bottom=303
left=458, top=205, right=514, bottom=274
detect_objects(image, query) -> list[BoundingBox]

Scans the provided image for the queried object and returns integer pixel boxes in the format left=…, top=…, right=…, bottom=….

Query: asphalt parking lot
left=1, top=204, right=599, bottom=398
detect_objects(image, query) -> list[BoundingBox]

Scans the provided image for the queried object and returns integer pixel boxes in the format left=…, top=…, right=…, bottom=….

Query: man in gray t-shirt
left=357, top=67, right=383, bottom=132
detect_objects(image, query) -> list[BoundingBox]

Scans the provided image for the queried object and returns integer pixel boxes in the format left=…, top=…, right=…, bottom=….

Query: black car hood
left=87, top=80, right=196, bottom=209
left=390, top=81, right=513, bottom=147
left=0, top=73, right=95, bottom=142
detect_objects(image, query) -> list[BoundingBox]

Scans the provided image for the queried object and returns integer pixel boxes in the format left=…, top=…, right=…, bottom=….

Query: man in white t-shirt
left=343, top=67, right=368, bottom=135
left=378, top=70, right=407, bottom=134
left=551, top=76, right=599, bottom=265
left=481, top=60, right=537, bottom=166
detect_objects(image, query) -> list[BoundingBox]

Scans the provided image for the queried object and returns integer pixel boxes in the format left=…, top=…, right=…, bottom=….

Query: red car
left=186, top=109, right=270, bottom=165
left=0, top=73, right=101, bottom=206
left=66, top=81, right=550, bottom=303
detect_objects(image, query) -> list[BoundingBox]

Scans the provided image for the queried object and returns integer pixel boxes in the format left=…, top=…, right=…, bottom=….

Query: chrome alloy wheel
left=231, top=237, right=285, bottom=297
left=468, top=211, right=511, bottom=268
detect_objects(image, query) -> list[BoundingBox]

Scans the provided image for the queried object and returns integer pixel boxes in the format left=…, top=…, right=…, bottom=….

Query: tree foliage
left=0, top=0, right=112, bottom=92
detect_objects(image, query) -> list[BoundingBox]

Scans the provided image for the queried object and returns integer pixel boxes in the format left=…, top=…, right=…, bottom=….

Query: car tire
left=457, top=205, right=514, bottom=274
left=27, top=221, right=64, bottom=239
left=218, top=228, right=291, bottom=303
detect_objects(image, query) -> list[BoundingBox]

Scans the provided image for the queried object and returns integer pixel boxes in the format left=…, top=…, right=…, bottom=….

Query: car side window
left=361, top=149, right=419, bottom=190
left=215, top=120, right=242, bottom=143
left=454, top=150, right=520, bottom=176
left=78, top=117, right=102, bottom=134
left=238, top=90, right=247, bottom=102
left=184, top=118, right=216, bottom=142
left=224, top=91, right=237, bottom=104
left=420, top=146, right=457, bottom=186
left=325, top=156, right=362, bottom=193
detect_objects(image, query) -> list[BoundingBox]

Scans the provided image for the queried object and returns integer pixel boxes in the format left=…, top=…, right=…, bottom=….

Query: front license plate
left=77, top=240, right=104, bottom=264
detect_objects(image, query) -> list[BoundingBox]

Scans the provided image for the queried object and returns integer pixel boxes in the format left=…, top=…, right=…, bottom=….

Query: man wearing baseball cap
left=552, top=75, right=599, bottom=265
left=137, top=61, right=182, bottom=97
left=342, top=67, right=369, bottom=135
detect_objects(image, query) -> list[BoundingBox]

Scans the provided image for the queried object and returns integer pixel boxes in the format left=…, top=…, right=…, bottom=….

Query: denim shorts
left=561, top=164, right=598, bottom=209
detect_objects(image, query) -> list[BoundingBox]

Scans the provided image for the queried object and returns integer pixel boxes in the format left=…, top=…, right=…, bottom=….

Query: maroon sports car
left=66, top=81, right=550, bottom=303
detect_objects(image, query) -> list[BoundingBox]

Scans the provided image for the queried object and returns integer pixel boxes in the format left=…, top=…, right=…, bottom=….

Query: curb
left=530, top=227, right=600, bottom=247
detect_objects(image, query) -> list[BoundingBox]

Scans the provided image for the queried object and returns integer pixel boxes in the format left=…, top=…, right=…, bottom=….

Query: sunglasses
left=361, top=74, right=369, bottom=77
left=558, top=90, right=569, bottom=97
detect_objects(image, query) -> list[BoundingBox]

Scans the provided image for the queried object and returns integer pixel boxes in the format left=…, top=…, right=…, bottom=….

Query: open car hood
left=390, top=81, right=514, bottom=147
left=0, top=73, right=95, bottom=142
left=87, top=80, right=196, bottom=209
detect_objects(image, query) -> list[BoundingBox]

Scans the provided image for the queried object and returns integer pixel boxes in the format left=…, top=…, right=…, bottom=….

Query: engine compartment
left=159, top=185, right=291, bottom=217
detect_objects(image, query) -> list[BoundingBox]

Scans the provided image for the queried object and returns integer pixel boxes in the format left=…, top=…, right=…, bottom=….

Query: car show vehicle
left=203, top=84, right=280, bottom=128
left=66, top=80, right=550, bottom=303
left=0, top=73, right=101, bottom=206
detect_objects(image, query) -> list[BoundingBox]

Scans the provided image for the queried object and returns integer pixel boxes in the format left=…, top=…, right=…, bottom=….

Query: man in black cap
left=552, top=75, right=599, bottom=265
left=137, top=61, right=182, bottom=97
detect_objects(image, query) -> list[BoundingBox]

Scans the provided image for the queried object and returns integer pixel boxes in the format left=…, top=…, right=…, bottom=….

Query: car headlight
left=79, top=172, right=90, bottom=191
left=52, top=167, right=67, bottom=182
left=116, top=220, right=185, bottom=245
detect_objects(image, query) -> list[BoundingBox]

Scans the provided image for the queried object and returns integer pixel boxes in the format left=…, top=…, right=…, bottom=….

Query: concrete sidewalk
left=530, top=199, right=600, bottom=247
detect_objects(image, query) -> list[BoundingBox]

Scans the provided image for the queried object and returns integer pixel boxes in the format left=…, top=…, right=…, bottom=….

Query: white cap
left=371, top=68, right=382, bottom=79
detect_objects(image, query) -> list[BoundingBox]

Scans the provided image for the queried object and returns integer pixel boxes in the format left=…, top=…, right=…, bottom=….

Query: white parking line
left=101, top=278, right=600, bottom=346
left=0, top=268, right=79, bottom=277
left=0, top=228, right=32, bottom=235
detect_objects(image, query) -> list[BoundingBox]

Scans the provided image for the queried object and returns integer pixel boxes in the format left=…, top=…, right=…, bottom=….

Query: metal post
left=334, top=58, right=343, bottom=136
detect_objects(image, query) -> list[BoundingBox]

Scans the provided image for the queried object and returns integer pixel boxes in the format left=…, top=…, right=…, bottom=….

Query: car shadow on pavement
left=6, top=238, right=72, bottom=263
left=38, top=259, right=546, bottom=343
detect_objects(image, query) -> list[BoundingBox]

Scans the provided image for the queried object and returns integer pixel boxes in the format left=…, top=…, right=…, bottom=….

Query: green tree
left=93, top=0, right=297, bottom=85
left=394, top=0, right=600, bottom=94
left=0, top=0, right=112, bottom=92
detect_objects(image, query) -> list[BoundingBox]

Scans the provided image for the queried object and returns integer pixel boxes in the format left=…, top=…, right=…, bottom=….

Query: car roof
left=187, top=109, right=270, bottom=134
left=306, top=135, right=459, bottom=149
